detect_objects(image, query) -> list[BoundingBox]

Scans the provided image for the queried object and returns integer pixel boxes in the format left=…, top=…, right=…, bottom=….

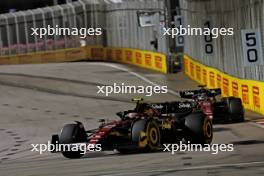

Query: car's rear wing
left=179, top=90, right=199, bottom=99
left=179, top=88, right=221, bottom=99
left=151, top=101, right=193, bottom=114
left=207, top=88, right=221, bottom=96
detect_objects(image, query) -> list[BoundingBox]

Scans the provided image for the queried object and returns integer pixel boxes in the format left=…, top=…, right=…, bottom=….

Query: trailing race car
left=179, top=85, right=245, bottom=123
left=51, top=98, right=213, bottom=159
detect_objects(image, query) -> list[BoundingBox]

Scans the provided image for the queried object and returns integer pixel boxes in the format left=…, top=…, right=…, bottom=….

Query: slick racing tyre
left=223, top=97, right=244, bottom=122
left=146, top=121, right=161, bottom=150
left=131, top=119, right=161, bottom=151
left=50, top=134, right=59, bottom=153
left=185, top=112, right=213, bottom=145
left=59, top=123, right=87, bottom=159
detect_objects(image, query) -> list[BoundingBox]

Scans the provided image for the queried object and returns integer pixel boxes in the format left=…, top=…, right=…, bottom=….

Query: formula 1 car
left=179, top=85, right=244, bottom=123
left=51, top=98, right=213, bottom=159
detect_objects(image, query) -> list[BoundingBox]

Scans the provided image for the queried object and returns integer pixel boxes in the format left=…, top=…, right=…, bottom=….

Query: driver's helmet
left=143, top=108, right=155, bottom=117
left=135, top=103, right=148, bottom=112
left=197, top=93, right=206, bottom=101
left=143, top=106, right=155, bottom=117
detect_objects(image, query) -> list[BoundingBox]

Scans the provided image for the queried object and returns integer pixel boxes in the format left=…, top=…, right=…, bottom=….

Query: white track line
left=249, top=122, right=264, bottom=129
left=89, top=62, right=181, bottom=97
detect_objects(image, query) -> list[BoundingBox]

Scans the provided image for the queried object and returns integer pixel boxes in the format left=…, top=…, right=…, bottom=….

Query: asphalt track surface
left=0, top=62, right=263, bottom=176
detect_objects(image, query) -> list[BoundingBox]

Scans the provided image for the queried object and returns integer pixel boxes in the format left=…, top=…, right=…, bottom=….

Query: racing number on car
left=204, top=21, right=213, bottom=54
left=241, top=30, right=263, bottom=66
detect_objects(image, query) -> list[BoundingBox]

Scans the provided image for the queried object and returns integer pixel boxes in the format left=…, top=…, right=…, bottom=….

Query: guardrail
left=0, top=46, right=167, bottom=73
left=0, top=0, right=167, bottom=57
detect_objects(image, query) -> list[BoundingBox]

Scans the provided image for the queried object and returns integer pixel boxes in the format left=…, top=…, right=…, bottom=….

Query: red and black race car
left=51, top=98, right=213, bottom=159
left=179, top=85, right=245, bottom=123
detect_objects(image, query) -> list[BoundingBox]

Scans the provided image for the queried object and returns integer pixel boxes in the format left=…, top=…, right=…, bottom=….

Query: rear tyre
left=59, top=123, right=87, bottom=159
left=185, top=112, right=213, bottom=145
left=223, top=97, right=244, bottom=122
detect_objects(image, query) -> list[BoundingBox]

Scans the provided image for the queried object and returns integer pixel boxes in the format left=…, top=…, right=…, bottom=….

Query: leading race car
left=51, top=98, right=213, bottom=159
left=179, top=85, right=245, bottom=123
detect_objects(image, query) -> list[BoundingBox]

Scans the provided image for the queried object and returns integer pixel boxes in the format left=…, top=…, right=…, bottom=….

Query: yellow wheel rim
left=204, top=120, right=212, bottom=138
left=149, top=127, right=158, bottom=144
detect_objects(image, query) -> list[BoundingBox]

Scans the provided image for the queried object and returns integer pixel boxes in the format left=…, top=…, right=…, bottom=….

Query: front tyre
left=59, top=123, right=87, bottom=159
left=50, top=134, right=59, bottom=153
left=131, top=119, right=161, bottom=151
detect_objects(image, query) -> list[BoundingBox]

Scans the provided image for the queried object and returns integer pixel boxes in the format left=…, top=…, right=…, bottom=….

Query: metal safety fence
left=0, top=0, right=167, bottom=57
left=0, top=0, right=105, bottom=55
